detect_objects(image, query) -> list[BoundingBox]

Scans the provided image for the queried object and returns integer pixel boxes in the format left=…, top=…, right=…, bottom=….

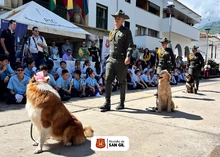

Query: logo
left=91, top=136, right=129, bottom=151
left=96, top=138, right=106, bottom=149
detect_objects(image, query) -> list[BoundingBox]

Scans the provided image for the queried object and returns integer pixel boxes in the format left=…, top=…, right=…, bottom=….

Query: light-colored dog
left=156, top=70, right=175, bottom=112
left=26, top=72, right=93, bottom=154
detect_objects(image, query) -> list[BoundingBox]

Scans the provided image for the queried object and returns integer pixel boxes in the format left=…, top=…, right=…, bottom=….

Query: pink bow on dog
left=34, top=71, right=45, bottom=82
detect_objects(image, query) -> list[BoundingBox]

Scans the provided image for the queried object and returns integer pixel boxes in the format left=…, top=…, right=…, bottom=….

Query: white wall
left=0, top=0, right=4, bottom=6
left=88, top=0, right=200, bottom=57
left=162, top=18, right=200, bottom=41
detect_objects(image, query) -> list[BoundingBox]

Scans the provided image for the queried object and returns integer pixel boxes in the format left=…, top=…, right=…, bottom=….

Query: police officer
left=99, top=10, right=133, bottom=112
left=187, top=46, right=204, bottom=91
left=88, top=41, right=100, bottom=62
left=156, top=38, right=176, bottom=74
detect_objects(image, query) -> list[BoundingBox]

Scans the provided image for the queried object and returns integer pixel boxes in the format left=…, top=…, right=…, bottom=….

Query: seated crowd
left=0, top=46, right=189, bottom=104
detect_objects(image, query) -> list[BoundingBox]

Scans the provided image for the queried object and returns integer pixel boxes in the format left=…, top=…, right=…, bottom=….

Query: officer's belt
left=110, top=54, right=126, bottom=59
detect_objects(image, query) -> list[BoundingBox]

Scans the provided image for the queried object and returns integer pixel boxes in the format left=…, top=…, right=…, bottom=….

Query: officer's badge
left=96, top=138, right=106, bottom=149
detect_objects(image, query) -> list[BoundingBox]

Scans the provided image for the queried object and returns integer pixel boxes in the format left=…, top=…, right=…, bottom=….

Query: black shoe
left=154, top=93, right=158, bottom=97
left=116, top=104, right=124, bottom=110
left=100, top=107, right=111, bottom=112
left=99, top=102, right=110, bottom=109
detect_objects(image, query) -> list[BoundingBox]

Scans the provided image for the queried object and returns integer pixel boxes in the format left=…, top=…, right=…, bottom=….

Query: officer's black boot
left=100, top=83, right=112, bottom=112
left=196, top=79, right=199, bottom=91
left=116, top=83, right=126, bottom=110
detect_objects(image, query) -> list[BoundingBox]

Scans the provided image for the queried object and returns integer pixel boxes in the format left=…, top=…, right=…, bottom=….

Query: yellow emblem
left=157, top=48, right=165, bottom=58
left=189, top=53, right=195, bottom=60
left=109, top=29, right=114, bottom=41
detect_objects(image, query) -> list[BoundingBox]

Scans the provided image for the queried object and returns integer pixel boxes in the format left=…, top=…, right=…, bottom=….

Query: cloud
left=180, top=0, right=220, bottom=20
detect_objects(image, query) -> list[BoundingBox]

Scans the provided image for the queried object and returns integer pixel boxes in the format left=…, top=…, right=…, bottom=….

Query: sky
left=179, top=0, right=220, bottom=26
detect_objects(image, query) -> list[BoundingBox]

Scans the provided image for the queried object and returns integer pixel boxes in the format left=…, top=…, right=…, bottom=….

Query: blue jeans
left=31, top=53, right=46, bottom=69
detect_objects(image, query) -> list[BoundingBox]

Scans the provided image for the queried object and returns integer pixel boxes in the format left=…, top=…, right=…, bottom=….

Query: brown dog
left=156, top=70, right=175, bottom=112
left=26, top=72, right=93, bottom=154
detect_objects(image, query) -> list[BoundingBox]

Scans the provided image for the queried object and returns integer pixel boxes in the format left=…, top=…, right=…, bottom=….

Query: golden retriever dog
left=185, top=73, right=197, bottom=94
left=25, top=72, right=93, bottom=154
left=156, top=70, right=175, bottom=112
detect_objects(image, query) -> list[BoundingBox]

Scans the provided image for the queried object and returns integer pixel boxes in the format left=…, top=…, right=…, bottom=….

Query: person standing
left=99, top=10, right=133, bottom=112
left=48, top=41, right=59, bottom=60
left=156, top=38, right=176, bottom=74
left=131, top=44, right=138, bottom=64
left=0, top=20, right=17, bottom=64
left=61, top=39, right=72, bottom=56
left=78, top=41, right=90, bottom=61
left=187, top=46, right=204, bottom=90
left=88, top=41, right=100, bottom=62
left=28, top=26, right=47, bottom=69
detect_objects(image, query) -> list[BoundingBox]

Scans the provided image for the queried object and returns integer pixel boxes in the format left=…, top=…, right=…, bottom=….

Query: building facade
left=193, top=33, right=220, bottom=64
left=0, top=0, right=201, bottom=60
left=87, top=0, right=201, bottom=60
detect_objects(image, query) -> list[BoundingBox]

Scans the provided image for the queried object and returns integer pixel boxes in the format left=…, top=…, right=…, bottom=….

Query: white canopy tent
left=0, top=1, right=90, bottom=39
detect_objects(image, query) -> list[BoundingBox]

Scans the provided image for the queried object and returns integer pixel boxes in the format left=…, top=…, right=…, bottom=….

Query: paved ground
left=0, top=78, right=220, bottom=157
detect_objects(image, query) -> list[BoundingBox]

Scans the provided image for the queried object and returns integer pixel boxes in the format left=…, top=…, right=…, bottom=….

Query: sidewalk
left=0, top=78, right=220, bottom=157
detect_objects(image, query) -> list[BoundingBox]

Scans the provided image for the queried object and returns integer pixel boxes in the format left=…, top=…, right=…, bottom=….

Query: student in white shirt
left=127, top=71, right=137, bottom=90
left=134, top=69, right=148, bottom=89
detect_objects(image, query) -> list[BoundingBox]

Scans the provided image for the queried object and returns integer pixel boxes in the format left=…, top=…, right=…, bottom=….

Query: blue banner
left=0, top=19, right=28, bottom=50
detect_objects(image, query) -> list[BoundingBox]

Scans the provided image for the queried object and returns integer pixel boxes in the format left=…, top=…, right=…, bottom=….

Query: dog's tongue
left=34, top=71, right=45, bottom=82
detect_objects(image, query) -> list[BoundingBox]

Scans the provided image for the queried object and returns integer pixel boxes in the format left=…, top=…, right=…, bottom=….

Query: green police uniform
left=187, top=46, right=204, bottom=90
left=156, top=38, right=176, bottom=74
left=100, top=10, right=133, bottom=112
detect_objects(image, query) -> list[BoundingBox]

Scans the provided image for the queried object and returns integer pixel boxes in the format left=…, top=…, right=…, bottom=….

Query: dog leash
left=30, top=123, right=37, bottom=143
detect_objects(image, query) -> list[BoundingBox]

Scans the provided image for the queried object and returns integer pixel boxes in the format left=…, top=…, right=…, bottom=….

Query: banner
left=101, top=36, right=110, bottom=61
left=0, top=19, right=28, bottom=50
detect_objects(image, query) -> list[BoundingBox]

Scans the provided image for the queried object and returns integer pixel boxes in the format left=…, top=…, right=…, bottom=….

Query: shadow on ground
left=0, top=103, right=25, bottom=112
left=44, top=139, right=95, bottom=157
left=117, top=107, right=203, bottom=120
left=174, top=96, right=215, bottom=101
left=199, top=90, right=220, bottom=94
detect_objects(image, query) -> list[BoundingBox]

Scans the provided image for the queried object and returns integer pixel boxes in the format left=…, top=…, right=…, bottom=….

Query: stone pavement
left=0, top=78, right=220, bottom=157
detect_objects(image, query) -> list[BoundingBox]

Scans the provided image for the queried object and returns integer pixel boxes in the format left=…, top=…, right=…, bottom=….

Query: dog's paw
left=34, top=147, right=43, bottom=154
left=65, top=142, right=72, bottom=147
left=32, top=142, right=38, bottom=146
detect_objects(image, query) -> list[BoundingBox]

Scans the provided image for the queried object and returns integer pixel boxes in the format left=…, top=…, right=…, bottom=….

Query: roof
left=0, top=1, right=91, bottom=39
left=175, top=0, right=201, bottom=17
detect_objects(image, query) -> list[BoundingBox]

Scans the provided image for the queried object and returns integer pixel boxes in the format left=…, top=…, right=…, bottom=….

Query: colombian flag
left=50, top=0, right=56, bottom=11
left=75, top=0, right=89, bottom=19
left=67, top=0, right=74, bottom=17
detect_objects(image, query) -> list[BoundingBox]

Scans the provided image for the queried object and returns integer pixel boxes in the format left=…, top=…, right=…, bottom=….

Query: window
left=148, top=28, right=159, bottom=38
left=125, top=0, right=131, bottom=3
left=136, top=25, right=146, bottom=36
left=96, top=4, right=108, bottom=30
left=124, top=21, right=130, bottom=29
left=136, top=0, right=160, bottom=16
left=148, top=2, right=160, bottom=16
left=136, top=0, right=148, bottom=11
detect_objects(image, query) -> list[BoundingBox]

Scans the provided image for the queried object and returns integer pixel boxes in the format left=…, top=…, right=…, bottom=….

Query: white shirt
left=29, top=35, right=47, bottom=54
